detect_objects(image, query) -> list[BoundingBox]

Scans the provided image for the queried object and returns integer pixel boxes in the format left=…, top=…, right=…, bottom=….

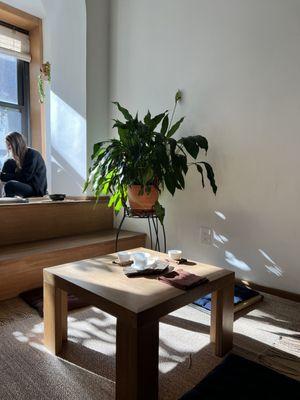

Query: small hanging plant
left=38, top=62, right=51, bottom=104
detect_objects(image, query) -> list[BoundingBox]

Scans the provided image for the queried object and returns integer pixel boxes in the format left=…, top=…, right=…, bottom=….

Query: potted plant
left=84, top=91, right=217, bottom=223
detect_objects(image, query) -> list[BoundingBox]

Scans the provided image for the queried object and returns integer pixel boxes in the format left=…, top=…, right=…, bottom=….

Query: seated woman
left=0, top=132, right=47, bottom=198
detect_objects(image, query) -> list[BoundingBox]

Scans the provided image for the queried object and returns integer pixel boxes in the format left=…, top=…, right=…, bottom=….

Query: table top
left=44, top=248, right=234, bottom=317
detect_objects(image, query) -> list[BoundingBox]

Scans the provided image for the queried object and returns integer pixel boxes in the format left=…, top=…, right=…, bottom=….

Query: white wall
left=2, top=0, right=45, bottom=18
left=86, top=0, right=110, bottom=171
left=42, top=0, right=87, bottom=195
left=2, top=0, right=87, bottom=196
left=110, top=0, right=300, bottom=294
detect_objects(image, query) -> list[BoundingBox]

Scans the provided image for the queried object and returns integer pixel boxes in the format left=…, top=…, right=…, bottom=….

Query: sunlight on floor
left=4, top=292, right=298, bottom=397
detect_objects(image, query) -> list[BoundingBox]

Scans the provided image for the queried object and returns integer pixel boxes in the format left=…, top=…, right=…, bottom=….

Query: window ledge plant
left=38, top=61, right=51, bottom=104
left=85, top=91, right=217, bottom=223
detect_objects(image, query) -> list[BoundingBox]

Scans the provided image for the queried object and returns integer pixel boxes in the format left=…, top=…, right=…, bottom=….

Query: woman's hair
left=6, top=132, right=28, bottom=170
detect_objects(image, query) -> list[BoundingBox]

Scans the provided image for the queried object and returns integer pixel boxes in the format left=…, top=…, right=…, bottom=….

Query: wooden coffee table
left=43, top=248, right=234, bottom=400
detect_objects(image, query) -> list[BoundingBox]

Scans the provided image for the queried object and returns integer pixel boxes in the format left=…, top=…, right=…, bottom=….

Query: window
left=0, top=24, right=30, bottom=168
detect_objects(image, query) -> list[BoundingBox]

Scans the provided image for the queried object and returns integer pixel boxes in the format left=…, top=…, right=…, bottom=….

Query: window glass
left=0, top=53, right=18, bottom=104
left=0, top=106, right=22, bottom=168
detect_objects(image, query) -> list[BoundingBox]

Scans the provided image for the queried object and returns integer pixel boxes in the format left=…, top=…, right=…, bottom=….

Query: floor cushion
left=180, top=353, right=299, bottom=400
left=20, top=287, right=88, bottom=317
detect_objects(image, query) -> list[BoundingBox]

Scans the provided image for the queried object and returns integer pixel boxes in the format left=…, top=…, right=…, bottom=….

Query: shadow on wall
left=50, top=91, right=87, bottom=195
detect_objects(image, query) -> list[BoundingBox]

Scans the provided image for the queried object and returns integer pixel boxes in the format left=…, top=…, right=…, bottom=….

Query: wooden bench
left=0, top=197, right=146, bottom=301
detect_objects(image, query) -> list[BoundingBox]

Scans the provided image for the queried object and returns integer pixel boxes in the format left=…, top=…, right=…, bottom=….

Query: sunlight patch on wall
left=259, top=249, right=283, bottom=277
left=225, top=251, right=251, bottom=271
left=215, top=211, right=226, bottom=220
left=213, top=231, right=229, bottom=244
left=50, top=91, right=86, bottom=192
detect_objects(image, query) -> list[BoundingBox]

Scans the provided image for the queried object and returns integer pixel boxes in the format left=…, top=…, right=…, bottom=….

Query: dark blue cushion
left=179, top=354, right=299, bottom=400
left=193, top=285, right=259, bottom=311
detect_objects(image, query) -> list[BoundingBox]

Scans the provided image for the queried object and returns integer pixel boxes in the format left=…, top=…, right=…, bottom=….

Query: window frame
left=0, top=57, right=31, bottom=145
left=0, top=3, right=45, bottom=158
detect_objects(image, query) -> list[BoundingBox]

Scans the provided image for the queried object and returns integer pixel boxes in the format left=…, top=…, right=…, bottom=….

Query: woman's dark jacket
left=0, top=148, right=47, bottom=196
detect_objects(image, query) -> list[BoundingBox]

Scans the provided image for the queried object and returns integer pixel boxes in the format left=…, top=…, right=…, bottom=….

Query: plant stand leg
left=147, top=217, right=153, bottom=249
left=161, top=222, right=167, bottom=253
left=115, top=210, right=126, bottom=252
left=156, top=218, right=161, bottom=252
left=151, top=216, right=160, bottom=251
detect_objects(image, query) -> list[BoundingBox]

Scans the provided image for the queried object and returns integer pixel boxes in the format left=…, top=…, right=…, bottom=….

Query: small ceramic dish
left=49, top=194, right=66, bottom=201
left=168, top=249, right=182, bottom=260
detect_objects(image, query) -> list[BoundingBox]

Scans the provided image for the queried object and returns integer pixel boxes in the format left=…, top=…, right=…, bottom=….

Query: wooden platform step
left=0, top=229, right=146, bottom=301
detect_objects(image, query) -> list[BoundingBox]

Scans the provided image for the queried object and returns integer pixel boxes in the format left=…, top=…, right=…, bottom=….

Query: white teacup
left=118, top=251, right=131, bottom=264
left=131, top=252, right=150, bottom=270
left=168, top=249, right=182, bottom=261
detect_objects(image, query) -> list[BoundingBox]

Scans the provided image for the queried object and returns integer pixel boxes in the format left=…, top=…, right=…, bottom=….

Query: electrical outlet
left=200, top=226, right=212, bottom=245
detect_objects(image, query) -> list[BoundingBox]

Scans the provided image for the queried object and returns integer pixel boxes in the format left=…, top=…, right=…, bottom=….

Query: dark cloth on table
left=0, top=148, right=47, bottom=197
left=158, top=268, right=208, bottom=290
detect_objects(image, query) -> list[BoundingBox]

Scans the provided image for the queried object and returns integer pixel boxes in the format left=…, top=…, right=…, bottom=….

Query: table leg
left=116, top=320, right=159, bottom=400
left=210, top=280, right=234, bottom=357
left=44, top=282, right=68, bottom=355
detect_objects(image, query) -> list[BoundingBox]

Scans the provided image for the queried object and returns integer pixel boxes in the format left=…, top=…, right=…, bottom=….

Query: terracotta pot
left=127, top=185, right=159, bottom=211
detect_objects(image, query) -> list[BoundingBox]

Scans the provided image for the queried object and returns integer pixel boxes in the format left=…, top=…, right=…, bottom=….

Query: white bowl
left=168, top=249, right=182, bottom=260
left=118, top=251, right=131, bottom=263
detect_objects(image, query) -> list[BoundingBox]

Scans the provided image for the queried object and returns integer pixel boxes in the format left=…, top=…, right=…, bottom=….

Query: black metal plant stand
left=115, top=207, right=166, bottom=252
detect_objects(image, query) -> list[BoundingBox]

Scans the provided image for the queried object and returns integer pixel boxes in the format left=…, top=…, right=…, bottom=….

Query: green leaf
left=196, top=164, right=205, bottom=188
left=144, top=110, right=151, bottom=125
left=112, top=102, right=133, bottom=121
left=93, top=142, right=101, bottom=155
left=102, top=170, right=114, bottom=194
left=114, top=195, right=124, bottom=212
left=149, top=112, right=167, bottom=130
left=112, top=119, right=125, bottom=129
left=166, top=117, right=185, bottom=138
left=154, top=201, right=165, bottom=225
left=108, top=192, right=118, bottom=207
left=118, top=127, right=129, bottom=143
left=168, top=137, right=177, bottom=154
left=180, top=136, right=199, bottom=159
left=83, top=179, right=89, bottom=192
left=144, top=167, right=154, bottom=184
left=160, top=114, right=169, bottom=135
left=164, top=173, right=176, bottom=195
left=92, top=148, right=105, bottom=162
left=201, top=162, right=217, bottom=194
left=177, top=154, right=188, bottom=175
left=176, top=169, right=185, bottom=189
left=195, top=135, right=208, bottom=153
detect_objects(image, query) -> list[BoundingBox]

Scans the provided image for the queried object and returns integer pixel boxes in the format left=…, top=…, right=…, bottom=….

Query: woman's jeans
left=4, top=181, right=34, bottom=198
